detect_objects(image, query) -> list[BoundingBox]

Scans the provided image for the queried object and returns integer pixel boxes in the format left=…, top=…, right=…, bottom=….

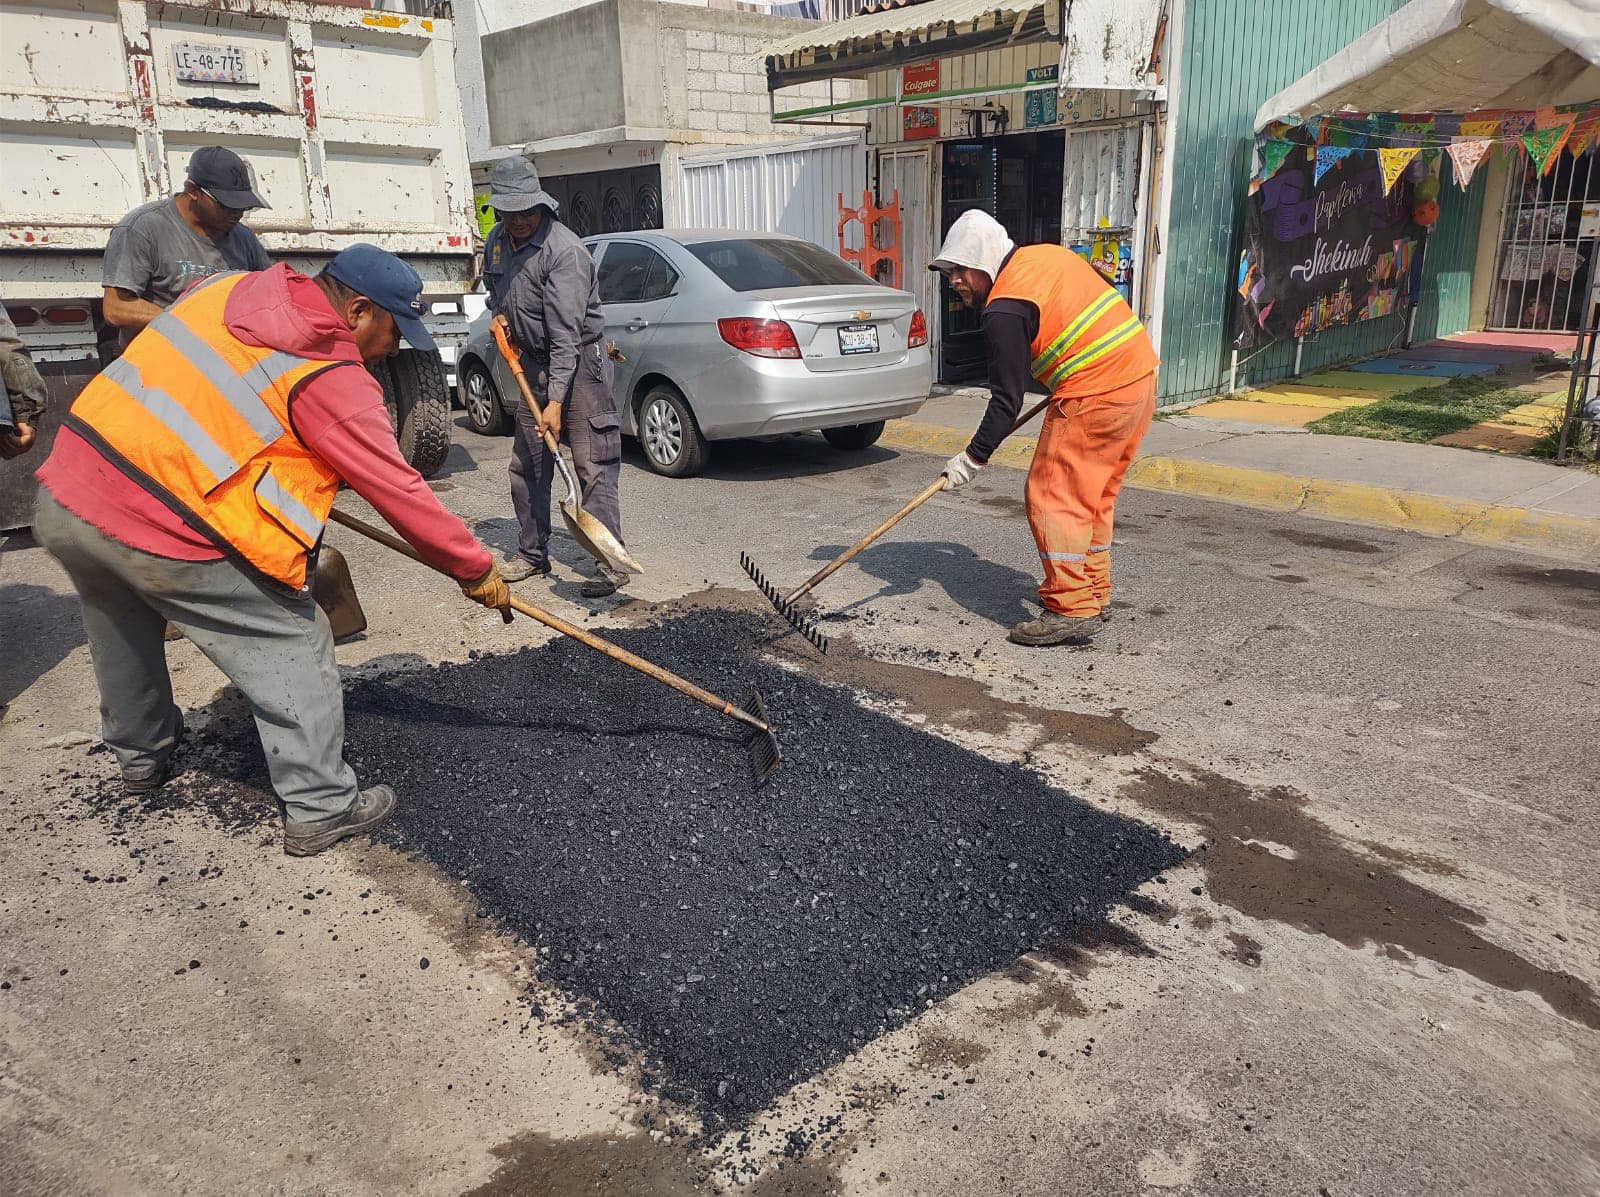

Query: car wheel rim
left=465, top=371, right=495, bottom=426
left=643, top=398, right=682, bottom=465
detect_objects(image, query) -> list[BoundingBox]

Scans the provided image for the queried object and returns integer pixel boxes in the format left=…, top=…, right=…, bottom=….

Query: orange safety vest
left=66, top=272, right=353, bottom=592
left=988, top=245, right=1158, bottom=400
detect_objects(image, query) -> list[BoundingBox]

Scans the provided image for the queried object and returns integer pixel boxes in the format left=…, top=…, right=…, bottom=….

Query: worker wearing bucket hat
left=482, top=155, right=628, bottom=599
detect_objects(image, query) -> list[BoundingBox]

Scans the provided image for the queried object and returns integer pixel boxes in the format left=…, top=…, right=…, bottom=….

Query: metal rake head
left=740, top=551, right=828, bottom=654
left=742, top=689, right=783, bottom=785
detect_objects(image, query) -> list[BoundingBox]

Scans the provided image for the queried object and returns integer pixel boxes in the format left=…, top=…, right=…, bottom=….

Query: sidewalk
left=1184, top=332, right=1577, bottom=455
left=881, top=390, right=1600, bottom=563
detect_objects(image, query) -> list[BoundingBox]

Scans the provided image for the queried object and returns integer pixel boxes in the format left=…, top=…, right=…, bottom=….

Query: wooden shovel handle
left=327, top=508, right=767, bottom=733
left=784, top=396, right=1052, bottom=604
left=491, top=316, right=563, bottom=458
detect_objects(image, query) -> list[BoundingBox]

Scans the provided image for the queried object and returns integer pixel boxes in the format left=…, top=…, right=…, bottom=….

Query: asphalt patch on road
left=93, top=608, right=1183, bottom=1125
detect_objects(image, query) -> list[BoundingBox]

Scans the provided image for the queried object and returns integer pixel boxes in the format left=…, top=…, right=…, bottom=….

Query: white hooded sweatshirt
left=929, top=209, right=1016, bottom=283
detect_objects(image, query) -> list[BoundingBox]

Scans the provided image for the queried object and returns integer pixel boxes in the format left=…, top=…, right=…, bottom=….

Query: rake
left=330, top=508, right=781, bottom=784
left=743, top=397, right=1051, bottom=653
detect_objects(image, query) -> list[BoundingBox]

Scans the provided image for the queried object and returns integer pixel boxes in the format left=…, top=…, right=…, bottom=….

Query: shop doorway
left=937, top=131, right=1064, bottom=383
left=1489, top=148, right=1599, bottom=333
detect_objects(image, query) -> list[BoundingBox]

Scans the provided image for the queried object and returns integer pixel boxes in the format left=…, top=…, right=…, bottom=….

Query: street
left=2, top=416, right=1596, bottom=1196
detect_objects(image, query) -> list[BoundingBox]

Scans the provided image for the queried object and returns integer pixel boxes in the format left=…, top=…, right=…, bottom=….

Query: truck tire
left=371, top=349, right=452, bottom=478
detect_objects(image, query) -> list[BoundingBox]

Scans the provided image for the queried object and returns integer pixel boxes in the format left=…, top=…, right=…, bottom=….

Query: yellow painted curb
left=880, top=419, right=1600, bottom=561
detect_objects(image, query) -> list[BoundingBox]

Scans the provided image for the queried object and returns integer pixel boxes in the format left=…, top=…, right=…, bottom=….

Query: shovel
left=491, top=318, right=643, bottom=577
left=327, top=507, right=782, bottom=784
left=743, top=396, right=1052, bottom=653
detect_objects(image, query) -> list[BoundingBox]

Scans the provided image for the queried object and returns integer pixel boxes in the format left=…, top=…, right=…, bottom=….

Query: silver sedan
left=456, top=229, right=933, bottom=477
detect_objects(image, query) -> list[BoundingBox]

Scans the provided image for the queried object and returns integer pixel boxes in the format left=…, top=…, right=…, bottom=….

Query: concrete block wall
left=484, top=0, right=863, bottom=153
left=668, top=9, right=862, bottom=143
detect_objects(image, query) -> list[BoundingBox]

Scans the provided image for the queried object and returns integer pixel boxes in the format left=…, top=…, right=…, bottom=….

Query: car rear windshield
left=686, top=239, right=870, bottom=291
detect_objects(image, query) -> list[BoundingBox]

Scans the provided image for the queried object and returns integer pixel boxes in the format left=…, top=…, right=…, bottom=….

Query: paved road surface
left=2, top=418, right=1595, bottom=1195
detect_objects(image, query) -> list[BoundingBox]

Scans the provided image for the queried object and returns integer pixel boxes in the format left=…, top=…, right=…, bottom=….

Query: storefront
left=762, top=0, right=1166, bottom=383
left=1247, top=0, right=1600, bottom=372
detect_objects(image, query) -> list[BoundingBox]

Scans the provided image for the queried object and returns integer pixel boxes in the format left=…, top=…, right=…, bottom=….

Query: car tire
left=822, top=420, right=886, bottom=451
left=372, top=349, right=452, bottom=478
left=637, top=384, right=709, bottom=478
left=460, top=359, right=511, bottom=436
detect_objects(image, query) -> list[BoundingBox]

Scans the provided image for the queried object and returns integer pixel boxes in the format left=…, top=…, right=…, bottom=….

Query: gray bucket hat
left=488, top=156, right=559, bottom=214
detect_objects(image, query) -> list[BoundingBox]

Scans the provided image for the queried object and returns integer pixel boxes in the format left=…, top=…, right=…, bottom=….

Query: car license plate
left=173, top=42, right=256, bottom=85
left=838, top=323, right=878, bottom=356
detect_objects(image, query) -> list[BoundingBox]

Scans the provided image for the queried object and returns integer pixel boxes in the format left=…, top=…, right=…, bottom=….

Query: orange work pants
left=1024, top=372, right=1157, bottom=618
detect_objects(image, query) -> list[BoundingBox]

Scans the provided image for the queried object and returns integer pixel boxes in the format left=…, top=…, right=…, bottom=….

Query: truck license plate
left=838, top=323, right=878, bottom=356
left=173, top=42, right=256, bottom=85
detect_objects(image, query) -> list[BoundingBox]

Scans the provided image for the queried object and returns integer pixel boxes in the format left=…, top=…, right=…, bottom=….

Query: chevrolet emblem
left=853, top=310, right=871, bottom=321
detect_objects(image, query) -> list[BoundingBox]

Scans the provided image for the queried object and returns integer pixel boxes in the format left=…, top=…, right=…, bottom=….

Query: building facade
left=762, top=0, right=1595, bottom=404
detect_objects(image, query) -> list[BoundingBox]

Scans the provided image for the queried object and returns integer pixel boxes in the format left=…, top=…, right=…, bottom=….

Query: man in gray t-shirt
left=102, top=146, right=271, bottom=346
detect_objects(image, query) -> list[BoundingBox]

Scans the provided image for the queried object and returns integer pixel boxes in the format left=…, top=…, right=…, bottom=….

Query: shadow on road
left=806, top=539, right=1038, bottom=627
left=623, top=432, right=907, bottom=485
left=0, top=579, right=86, bottom=711
left=427, top=434, right=482, bottom=481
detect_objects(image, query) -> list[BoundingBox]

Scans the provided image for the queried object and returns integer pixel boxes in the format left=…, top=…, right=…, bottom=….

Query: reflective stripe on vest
left=991, top=245, right=1156, bottom=400
left=66, top=272, right=348, bottom=590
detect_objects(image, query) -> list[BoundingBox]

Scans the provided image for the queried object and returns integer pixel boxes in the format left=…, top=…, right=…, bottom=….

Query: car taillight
left=5, top=306, right=39, bottom=327
left=909, top=309, right=928, bottom=348
left=718, top=317, right=801, bottom=359
left=45, top=306, right=91, bottom=324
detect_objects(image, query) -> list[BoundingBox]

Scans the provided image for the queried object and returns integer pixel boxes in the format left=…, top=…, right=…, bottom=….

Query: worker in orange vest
left=33, top=245, right=512, bottom=856
left=931, top=209, right=1158, bottom=647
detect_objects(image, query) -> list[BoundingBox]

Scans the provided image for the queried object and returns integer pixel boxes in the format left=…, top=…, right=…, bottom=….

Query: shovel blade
left=313, top=545, right=368, bottom=642
left=561, top=502, right=645, bottom=576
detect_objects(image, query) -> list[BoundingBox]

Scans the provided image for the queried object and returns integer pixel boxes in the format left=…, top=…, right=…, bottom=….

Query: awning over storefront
left=1255, top=0, right=1600, bottom=131
left=764, top=0, right=1057, bottom=90
left=762, top=0, right=1159, bottom=93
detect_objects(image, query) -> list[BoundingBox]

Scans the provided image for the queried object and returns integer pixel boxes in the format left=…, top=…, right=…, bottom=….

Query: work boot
left=499, top=556, right=551, bottom=584
left=1007, top=610, right=1102, bottom=647
left=581, top=563, right=627, bottom=599
left=122, top=710, right=185, bottom=795
left=283, top=785, right=397, bottom=857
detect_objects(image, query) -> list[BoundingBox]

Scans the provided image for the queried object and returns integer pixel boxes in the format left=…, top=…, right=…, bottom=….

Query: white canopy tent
left=1254, top=0, right=1600, bottom=131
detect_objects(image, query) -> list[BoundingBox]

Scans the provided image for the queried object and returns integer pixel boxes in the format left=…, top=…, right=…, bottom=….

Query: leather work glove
left=942, top=450, right=982, bottom=490
left=460, top=562, right=514, bottom=623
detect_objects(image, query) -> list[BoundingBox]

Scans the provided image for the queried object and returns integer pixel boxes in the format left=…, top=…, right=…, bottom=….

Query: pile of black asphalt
left=117, top=607, right=1184, bottom=1124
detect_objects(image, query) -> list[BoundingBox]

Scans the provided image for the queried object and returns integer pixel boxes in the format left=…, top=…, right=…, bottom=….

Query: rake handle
left=784, top=396, right=1052, bottom=604
left=327, top=508, right=768, bottom=734
left=787, top=476, right=945, bottom=603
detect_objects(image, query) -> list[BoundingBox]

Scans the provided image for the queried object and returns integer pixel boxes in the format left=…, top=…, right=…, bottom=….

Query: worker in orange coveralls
left=931, top=209, right=1159, bottom=647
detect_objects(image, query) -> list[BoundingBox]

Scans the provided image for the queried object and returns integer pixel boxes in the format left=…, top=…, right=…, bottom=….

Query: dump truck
left=0, top=0, right=477, bottom=527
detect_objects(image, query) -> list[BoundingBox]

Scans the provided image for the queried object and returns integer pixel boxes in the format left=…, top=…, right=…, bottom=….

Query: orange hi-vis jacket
left=65, top=272, right=353, bottom=592
left=989, top=245, right=1158, bottom=400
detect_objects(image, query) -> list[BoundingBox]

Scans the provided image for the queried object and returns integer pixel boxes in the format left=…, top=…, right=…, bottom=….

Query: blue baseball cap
left=325, top=243, right=436, bottom=351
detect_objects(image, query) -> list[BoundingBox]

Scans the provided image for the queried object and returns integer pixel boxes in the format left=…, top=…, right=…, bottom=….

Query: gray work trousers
left=508, top=343, right=624, bottom=569
left=33, top=491, right=359, bottom=823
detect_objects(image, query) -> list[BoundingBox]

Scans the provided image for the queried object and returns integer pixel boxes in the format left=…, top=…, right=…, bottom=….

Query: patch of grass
left=1306, top=373, right=1527, bottom=443
left=1526, top=410, right=1600, bottom=469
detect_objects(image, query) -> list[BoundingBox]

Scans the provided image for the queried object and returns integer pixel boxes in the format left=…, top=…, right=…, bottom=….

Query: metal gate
left=673, top=132, right=867, bottom=253
left=875, top=145, right=934, bottom=308
left=1488, top=147, right=1600, bottom=333
left=543, top=166, right=663, bottom=239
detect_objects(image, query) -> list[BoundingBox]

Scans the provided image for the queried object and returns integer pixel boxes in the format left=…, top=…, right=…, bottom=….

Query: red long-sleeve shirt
left=38, top=264, right=490, bottom=583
